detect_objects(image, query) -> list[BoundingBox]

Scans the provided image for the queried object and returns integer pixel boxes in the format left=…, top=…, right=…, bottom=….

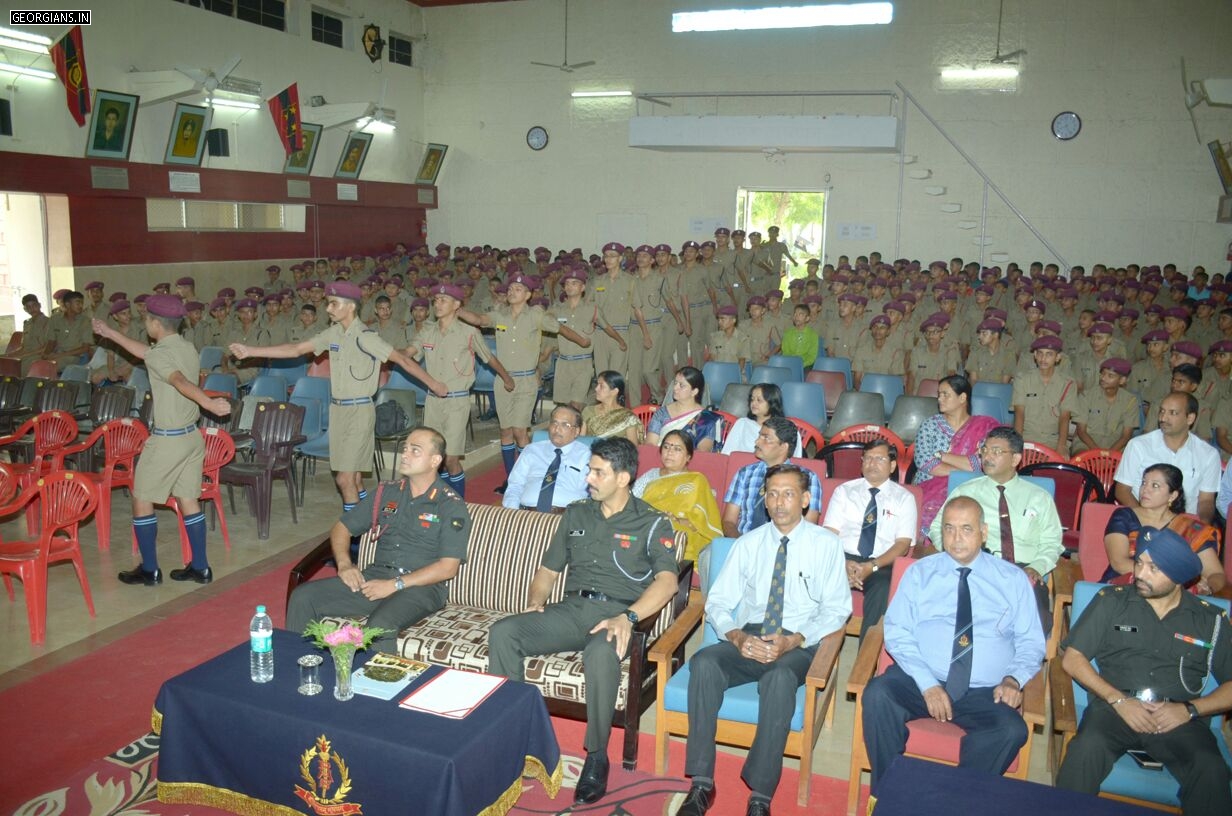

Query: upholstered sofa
left=287, top=501, right=692, bottom=769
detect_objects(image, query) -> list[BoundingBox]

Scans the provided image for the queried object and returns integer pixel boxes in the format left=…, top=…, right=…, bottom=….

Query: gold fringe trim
left=867, top=793, right=878, bottom=814
left=158, top=781, right=305, bottom=816
left=474, top=755, right=563, bottom=816
left=150, top=706, right=162, bottom=735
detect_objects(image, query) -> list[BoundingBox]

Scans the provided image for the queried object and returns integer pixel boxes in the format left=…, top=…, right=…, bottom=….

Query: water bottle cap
left=256, top=605, right=266, bottom=613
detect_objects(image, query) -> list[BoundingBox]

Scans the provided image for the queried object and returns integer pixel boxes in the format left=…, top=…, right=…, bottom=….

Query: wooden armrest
left=647, top=599, right=704, bottom=666
left=1050, top=655, right=1077, bottom=735
left=805, top=628, right=845, bottom=688
left=288, top=537, right=334, bottom=591
left=1051, top=557, right=1080, bottom=604
left=1022, top=662, right=1047, bottom=726
left=846, top=621, right=885, bottom=695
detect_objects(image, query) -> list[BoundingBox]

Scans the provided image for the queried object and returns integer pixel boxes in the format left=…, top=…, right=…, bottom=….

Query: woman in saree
left=580, top=370, right=644, bottom=443
left=912, top=373, right=1001, bottom=538
left=632, top=430, right=723, bottom=567
left=645, top=365, right=722, bottom=452
left=1103, top=463, right=1225, bottom=595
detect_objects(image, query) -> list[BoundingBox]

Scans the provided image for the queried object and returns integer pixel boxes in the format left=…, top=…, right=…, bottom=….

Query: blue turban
left=1136, top=527, right=1202, bottom=586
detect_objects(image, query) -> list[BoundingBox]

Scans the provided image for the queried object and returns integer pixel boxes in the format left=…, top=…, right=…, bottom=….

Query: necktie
left=858, top=487, right=880, bottom=558
left=760, top=536, right=789, bottom=636
left=997, top=485, right=1016, bottom=563
left=946, top=566, right=973, bottom=700
left=535, top=448, right=562, bottom=512
left=750, top=479, right=770, bottom=529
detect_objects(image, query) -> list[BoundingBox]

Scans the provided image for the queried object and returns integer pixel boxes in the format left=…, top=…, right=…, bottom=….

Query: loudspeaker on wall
left=206, top=128, right=229, bottom=157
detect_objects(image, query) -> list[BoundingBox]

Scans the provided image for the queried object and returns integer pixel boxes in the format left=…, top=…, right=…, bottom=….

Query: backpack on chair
left=374, top=400, right=409, bottom=437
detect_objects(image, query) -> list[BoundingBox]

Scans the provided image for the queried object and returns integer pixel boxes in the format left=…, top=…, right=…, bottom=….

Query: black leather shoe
left=745, top=796, right=772, bottom=816
left=494, top=481, right=508, bottom=495
left=169, top=565, right=213, bottom=584
left=118, top=565, right=162, bottom=586
left=677, top=783, right=716, bottom=816
left=573, top=752, right=609, bottom=804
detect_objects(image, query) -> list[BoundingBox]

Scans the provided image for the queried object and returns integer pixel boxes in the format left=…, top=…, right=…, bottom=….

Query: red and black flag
left=268, top=83, right=303, bottom=155
left=50, top=25, right=91, bottom=127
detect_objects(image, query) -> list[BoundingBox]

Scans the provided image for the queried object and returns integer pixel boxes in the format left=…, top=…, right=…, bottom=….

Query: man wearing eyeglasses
left=823, top=438, right=917, bottom=641
left=927, top=426, right=1063, bottom=631
left=501, top=405, right=591, bottom=512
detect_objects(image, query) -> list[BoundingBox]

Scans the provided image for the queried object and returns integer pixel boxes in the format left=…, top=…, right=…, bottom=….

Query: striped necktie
left=946, top=566, right=973, bottom=700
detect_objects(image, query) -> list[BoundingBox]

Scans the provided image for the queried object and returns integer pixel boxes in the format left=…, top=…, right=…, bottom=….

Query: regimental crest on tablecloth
left=294, top=734, right=363, bottom=815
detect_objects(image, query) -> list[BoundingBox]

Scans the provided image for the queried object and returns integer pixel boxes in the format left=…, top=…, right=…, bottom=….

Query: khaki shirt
left=1128, top=357, right=1171, bottom=412
left=743, top=318, right=780, bottom=364
left=19, top=313, right=51, bottom=354
left=146, top=333, right=201, bottom=429
left=310, top=319, right=395, bottom=400
left=47, top=312, right=93, bottom=353
left=967, top=342, right=1017, bottom=383
left=675, top=266, right=710, bottom=310
left=824, top=317, right=863, bottom=360
left=852, top=340, right=905, bottom=377
left=552, top=298, right=600, bottom=357
left=196, top=317, right=230, bottom=350
left=706, top=328, right=752, bottom=364
left=1012, top=369, right=1078, bottom=448
left=593, top=271, right=643, bottom=329
left=490, top=305, right=559, bottom=371
left=374, top=320, right=409, bottom=350
left=411, top=318, right=492, bottom=393
left=1074, top=387, right=1140, bottom=449
left=910, top=343, right=961, bottom=384
left=633, top=273, right=670, bottom=321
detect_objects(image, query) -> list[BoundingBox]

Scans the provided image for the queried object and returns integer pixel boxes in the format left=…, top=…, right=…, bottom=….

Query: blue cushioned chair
left=702, top=361, right=742, bottom=409
left=1057, top=582, right=1231, bottom=810
left=781, top=381, right=827, bottom=434
left=749, top=364, right=794, bottom=390
left=289, top=376, right=331, bottom=429
left=650, top=536, right=845, bottom=806
left=971, top=394, right=1011, bottom=425
left=859, top=373, right=905, bottom=420
left=767, top=354, right=805, bottom=383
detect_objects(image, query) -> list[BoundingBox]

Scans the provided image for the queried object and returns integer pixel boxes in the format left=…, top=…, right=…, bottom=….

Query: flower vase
left=332, top=646, right=356, bottom=701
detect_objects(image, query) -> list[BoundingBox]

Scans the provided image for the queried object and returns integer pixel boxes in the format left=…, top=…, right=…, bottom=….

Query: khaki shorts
left=328, top=402, right=376, bottom=472
left=494, top=373, right=538, bottom=428
left=134, top=433, right=205, bottom=504
left=553, top=356, right=595, bottom=406
left=424, top=394, right=470, bottom=458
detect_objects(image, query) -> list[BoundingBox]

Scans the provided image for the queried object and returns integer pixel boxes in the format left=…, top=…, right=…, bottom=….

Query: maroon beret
left=209, top=298, right=228, bottom=311
left=185, top=301, right=205, bottom=312
left=234, top=298, right=258, bottom=310
left=266, top=264, right=281, bottom=273
left=717, top=305, right=738, bottom=317
left=562, top=268, right=589, bottom=285
left=432, top=284, right=465, bottom=302
left=153, top=282, right=171, bottom=293
left=765, top=290, right=784, bottom=300
left=108, top=300, right=131, bottom=317
left=84, top=280, right=104, bottom=291
left=133, top=293, right=149, bottom=304
left=654, top=244, right=672, bottom=254
left=1141, top=329, right=1169, bottom=343
left=412, top=297, right=430, bottom=309
left=1031, top=335, right=1063, bottom=352
left=325, top=281, right=362, bottom=302
left=175, top=277, right=195, bottom=287
left=217, top=287, right=236, bottom=298
left=602, top=242, right=626, bottom=254
left=1086, top=322, right=1114, bottom=336
left=145, top=294, right=186, bottom=319
left=1036, top=320, right=1062, bottom=334
left=109, top=291, right=128, bottom=303
left=714, top=227, right=731, bottom=236
left=1209, top=340, right=1232, bottom=354
left=869, top=315, right=890, bottom=328
left=1171, top=341, right=1203, bottom=360
left=1100, top=358, right=1132, bottom=376
left=747, top=296, right=768, bottom=307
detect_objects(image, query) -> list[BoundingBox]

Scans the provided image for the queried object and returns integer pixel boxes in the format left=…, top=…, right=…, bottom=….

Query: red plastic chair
left=828, top=424, right=910, bottom=482
left=632, top=404, right=658, bottom=432
left=1020, top=441, right=1065, bottom=467
left=306, top=354, right=330, bottom=378
left=5, top=331, right=22, bottom=353
left=0, top=410, right=80, bottom=531
left=1076, top=502, right=1118, bottom=582
left=1070, top=449, right=1122, bottom=498
left=915, top=378, right=940, bottom=398
left=0, top=470, right=98, bottom=645
left=136, top=428, right=236, bottom=563
left=0, top=462, right=16, bottom=505
left=52, top=418, right=149, bottom=551
left=0, top=357, right=21, bottom=378
left=787, top=416, right=825, bottom=456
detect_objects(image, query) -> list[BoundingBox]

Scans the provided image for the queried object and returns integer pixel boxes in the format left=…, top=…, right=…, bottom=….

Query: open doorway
left=735, top=187, right=827, bottom=281
left=0, top=193, right=55, bottom=346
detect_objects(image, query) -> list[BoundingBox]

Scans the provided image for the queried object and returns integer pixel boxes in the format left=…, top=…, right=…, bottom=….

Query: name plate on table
left=400, top=668, right=505, bottom=718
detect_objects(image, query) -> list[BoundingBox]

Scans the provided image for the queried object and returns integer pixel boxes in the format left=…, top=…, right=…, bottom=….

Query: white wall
left=1, top=0, right=428, bottom=182
left=419, top=0, right=1232, bottom=269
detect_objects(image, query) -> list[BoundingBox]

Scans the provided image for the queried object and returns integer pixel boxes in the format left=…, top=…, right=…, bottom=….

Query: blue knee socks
left=183, top=511, right=208, bottom=570
left=445, top=471, right=465, bottom=497
left=501, top=443, right=517, bottom=476
left=133, top=514, right=158, bottom=571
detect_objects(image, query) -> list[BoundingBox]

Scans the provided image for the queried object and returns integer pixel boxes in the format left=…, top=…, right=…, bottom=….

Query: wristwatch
left=1185, top=701, right=1199, bottom=720
left=394, top=576, right=405, bottom=591
left=869, top=562, right=880, bottom=573
left=623, top=609, right=639, bottom=626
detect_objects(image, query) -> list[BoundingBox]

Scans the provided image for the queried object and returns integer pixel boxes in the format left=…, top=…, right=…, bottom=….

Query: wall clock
left=526, top=126, right=549, bottom=151
left=1051, top=111, right=1081, bottom=141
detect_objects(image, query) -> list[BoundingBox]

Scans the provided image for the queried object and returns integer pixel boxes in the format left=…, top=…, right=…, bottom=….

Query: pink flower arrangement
left=322, top=624, right=365, bottom=648
left=302, top=619, right=389, bottom=651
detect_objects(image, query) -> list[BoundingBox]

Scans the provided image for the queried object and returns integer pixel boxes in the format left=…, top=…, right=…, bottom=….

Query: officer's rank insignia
left=294, top=734, right=362, bottom=815
left=419, top=513, right=439, bottom=528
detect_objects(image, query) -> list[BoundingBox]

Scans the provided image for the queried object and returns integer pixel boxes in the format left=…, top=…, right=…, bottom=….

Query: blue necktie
left=535, top=448, right=562, bottom=512
left=761, top=536, right=789, bottom=636
left=858, top=487, right=879, bottom=558
left=946, top=566, right=973, bottom=700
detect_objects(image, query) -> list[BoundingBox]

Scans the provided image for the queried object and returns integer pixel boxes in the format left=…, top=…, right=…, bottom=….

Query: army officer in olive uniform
left=286, top=426, right=469, bottom=656
left=489, top=438, right=679, bottom=806
left=231, top=281, right=447, bottom=515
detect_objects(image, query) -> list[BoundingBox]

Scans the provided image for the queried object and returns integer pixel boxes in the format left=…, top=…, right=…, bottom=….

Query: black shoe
left=573, top=751, right=609, bottom=804
left=169, top=565, right=213, bottom=584
left=677, top=783, right=716, bottom=816
left=745, top=796, right=772, bottom=816
left=118, top=565, right=162, bottom=586
left=494, top=481, right=508, bottom=495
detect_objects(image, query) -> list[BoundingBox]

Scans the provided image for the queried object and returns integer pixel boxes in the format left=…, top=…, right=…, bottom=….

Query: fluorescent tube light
left=358, top=117, right=396, bottom=133
left=571, top=90, right=633, bottom=98
left=0, top=27, right=52, bottom=46
left=673, top=3, right=893, bottom=33
left=0, top=61, right=54, bottom=79
left=210, top=97, right=261, bottom=110
left=940, top=66, right=1019, bottom=81
left=0, top=35, right=49, bottom=54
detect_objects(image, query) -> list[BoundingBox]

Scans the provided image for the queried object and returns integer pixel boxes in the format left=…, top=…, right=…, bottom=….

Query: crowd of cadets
left=33, top=235, right=1229, bottom=463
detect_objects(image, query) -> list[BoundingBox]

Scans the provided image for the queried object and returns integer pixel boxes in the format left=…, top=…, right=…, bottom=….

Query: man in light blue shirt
left=863, top=495, right=1045, bottom=794
left=677, top=464, right=849, bottom=816
left=501, top=406, right=591, bottom=511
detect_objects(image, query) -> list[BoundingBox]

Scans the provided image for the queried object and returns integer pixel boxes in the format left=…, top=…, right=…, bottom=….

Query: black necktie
left=858, top=486, right=879, bottom=558
left=946, top=566, right=973, bottom=700
left=761, top=536, right=789, bottom=636
left=536, top=448, right=562, bottom=512
left=997, top=485, right=1016, bottom=563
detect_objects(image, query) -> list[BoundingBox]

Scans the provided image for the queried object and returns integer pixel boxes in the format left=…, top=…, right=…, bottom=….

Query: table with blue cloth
left=872, top=756, right=1157, bottom=815
left=152, top=629, right=561, bottom=816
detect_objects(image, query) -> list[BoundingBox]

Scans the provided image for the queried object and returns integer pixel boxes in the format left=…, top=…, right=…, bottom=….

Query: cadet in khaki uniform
left=907, top=314, right=961, bottom=395
left=705, top=305, right=752, bottom=372
left=743, top=296, right=781, bottom=366
left=631, top=246, right=669, bottom=406
left=409, top=283, right=514, bottom=497
left=196, top=299, right=231, bottom=350
left=677, top=242, right=712, bottom=364
left=594, top=242, right=650, bottom=374
left=853, top=315, right=906, bottom=388
left=95, top=296, right=232, bottom=587
left=232, top=282, right=445, bottom=514
left=489, top=438, right=678, bottom=806
left=552, top=268, right=600, bottom=411
left=90, top=300, right=144, bottom=385
left=457, top=272, right=588, bottom=480
left=967, top=319, right=1017, bottom=384
left=83, top=281, right=108, bottom=323
left=730, top=229, right=753, bottom=311
left=372, top=295, right=410, bottom=349
left=14, top=294, right=52, bottom=375
left=259, top=294, right=290, bottom=345
left=1072, top=322, right=1118, bottom=395
left=745, top=232, right=777, bottom=301
left=1012, top=335, right=1079, bottom=455
left=221, top=299, right=270, bottom=385
left=1128, top=330, right=1171, bottom=413
left=44, top=291, right=94, bottom=371
left=1072, top=358, right=1140, bottom=453
left=824, top=295, right=863, bottom=360
left=712, top=227, right=739, bottom=308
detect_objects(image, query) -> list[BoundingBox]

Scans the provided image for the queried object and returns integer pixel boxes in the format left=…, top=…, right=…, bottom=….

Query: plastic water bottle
left=250, top=605, right=274, bottom=683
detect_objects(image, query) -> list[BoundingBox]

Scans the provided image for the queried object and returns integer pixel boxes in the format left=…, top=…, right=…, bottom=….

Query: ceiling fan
left=1180, top=57, right=1232, bottom=143
left=988, top=0, right=1026, bottom=64
left=531, top=0, right=595, bottom=73
left=128, top=53, right=246, bottom=109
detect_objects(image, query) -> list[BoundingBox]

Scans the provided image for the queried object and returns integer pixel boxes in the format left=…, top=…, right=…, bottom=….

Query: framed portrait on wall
left=163, top=102, right=209, bottom=166
left=333, top=131, right=373, bottom=179
left=415, top=143, right=448, bottom=185
left=85, top=89, right=139, bottom=161
left=284, top=122, right=323, bottom=175
left=1208, top=140, right=1232, bottom=195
